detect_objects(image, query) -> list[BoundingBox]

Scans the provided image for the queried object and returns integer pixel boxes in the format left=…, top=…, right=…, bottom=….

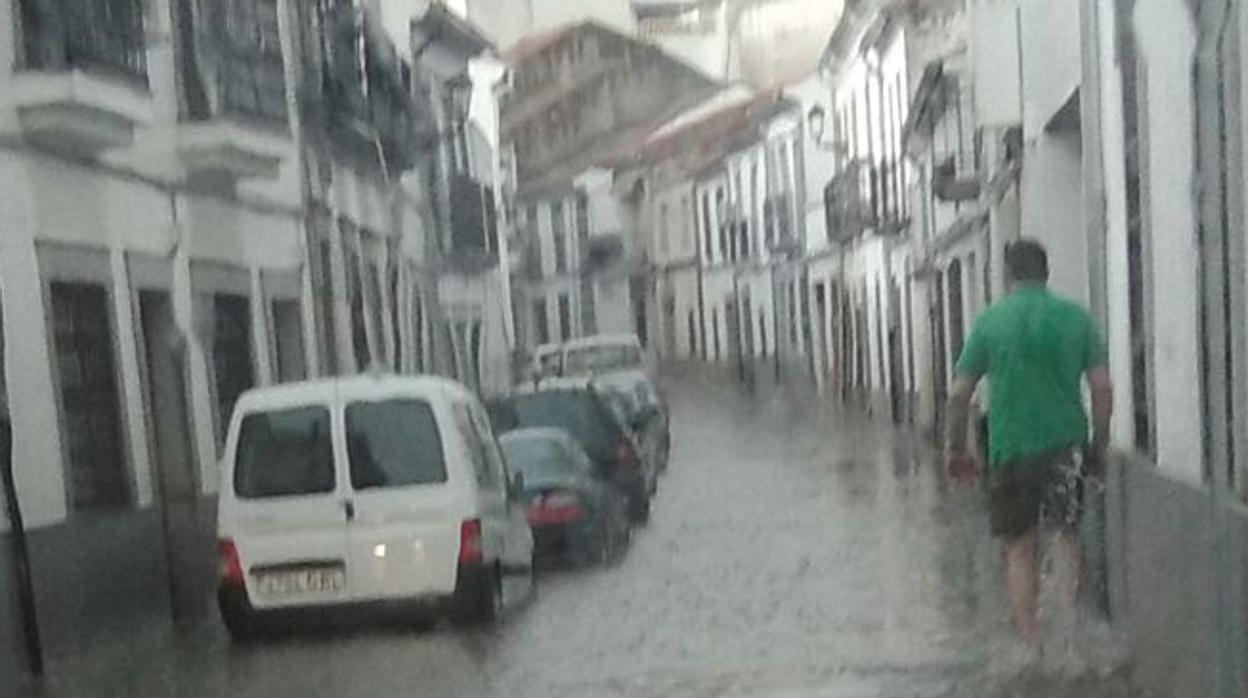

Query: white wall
left=1094, top=0, right=1136, bottom=449
left=971, top=0, right=1021, bottom=127
left=1020, top=134, right=1088, bottom=303
left=1135, top=0, right=1202, bottom=483
left=1020, top=0, right=1081, bottom=137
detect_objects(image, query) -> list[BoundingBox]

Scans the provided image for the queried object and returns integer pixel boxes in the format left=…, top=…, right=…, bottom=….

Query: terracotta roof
left=636, top=90, right=791, bottom=167
left=411, top=3, right=494, bottom=55
left=501, top=23, right=580, bottom=65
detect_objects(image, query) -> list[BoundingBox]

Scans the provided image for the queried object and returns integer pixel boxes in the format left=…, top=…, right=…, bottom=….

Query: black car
left=499, top=428, right=630, bottom=565
left=487, top=383, right=653, bottom=522
left=598, top=377, right=671, bottom=477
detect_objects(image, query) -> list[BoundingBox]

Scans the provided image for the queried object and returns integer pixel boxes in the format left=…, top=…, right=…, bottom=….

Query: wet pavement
left=11, top=367, right=1136, bottom=697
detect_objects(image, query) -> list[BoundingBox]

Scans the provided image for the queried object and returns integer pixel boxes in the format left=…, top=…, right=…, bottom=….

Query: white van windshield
left=234, top=407, right=334, bottom=499
left=346, top=399, right=446, bottom=489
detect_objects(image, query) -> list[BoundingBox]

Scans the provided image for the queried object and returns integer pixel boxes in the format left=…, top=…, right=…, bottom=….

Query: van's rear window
left=346, top=399, right=447, bottom=489
left=234, top=407, right=334, bottom=498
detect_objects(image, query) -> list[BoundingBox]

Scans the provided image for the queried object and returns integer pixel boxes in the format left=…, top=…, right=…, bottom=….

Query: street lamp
left=807, top=105, right=826, bottom=145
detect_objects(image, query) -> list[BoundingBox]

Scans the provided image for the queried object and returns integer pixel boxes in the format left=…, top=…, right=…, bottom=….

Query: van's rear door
left=224, top=404, right=350, bottom=610
left=343, top=398, right=464, bottom=601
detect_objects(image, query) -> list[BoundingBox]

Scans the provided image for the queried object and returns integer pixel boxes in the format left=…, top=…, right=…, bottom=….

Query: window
left=234, top=407, right=333, bottom=498
left=346, top=400, right=447, bottom=489
left=759, top=311, right=768, bottom=359
left=558, top=293, right=572, bottom=341
left=716, top=188, right=727, bottom=261
left=533, top=299, right=550, bottom=345
left=681, top=195, right=692, bottom=252
left=271, top=299, right=306, bottom=383
left=701, top=192, right=714, bottom=259
left=712, top=309, right=721, bottom=361
left=50, top=281, right=127, bottom=509
left=658, top=202, right=670, bottom=255
left=411, top=283, right=425, bottom=372
left=688, top=310, right=698, bottom=357
left=500, top=434, right=583, bottom=484
left=452, top=404, right=501, bottom=490
left=471, top=404, right=508, bottom=490
left=508, top=390, right=619, bottom=462
left=575, top=190, right=590, bottom=242
left=552, top=201, right=568, bottom=273
left=213, top=293, right=254, bottom=442
left=789, top=282, right=799, bottom=345
left=366, top=260, right=385, bottom=366
left=563, top=344, right=642, bottom=374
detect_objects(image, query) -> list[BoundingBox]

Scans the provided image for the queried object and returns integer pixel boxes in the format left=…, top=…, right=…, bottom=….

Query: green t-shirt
left=955, top=285, right=1108, bottom=468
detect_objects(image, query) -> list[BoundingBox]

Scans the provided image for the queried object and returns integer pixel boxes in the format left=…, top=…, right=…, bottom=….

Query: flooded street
left=11, top=368, right=1134, bottom=698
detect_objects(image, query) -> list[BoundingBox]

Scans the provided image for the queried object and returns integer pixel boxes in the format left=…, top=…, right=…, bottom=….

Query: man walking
left=945, top=240, right=1113, bottom=659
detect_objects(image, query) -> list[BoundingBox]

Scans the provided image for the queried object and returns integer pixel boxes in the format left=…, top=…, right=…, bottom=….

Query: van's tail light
left=459, top=519, right=484, bottom=564
left=615, top=434, right=642, bottom=471
left=218, top=539, right=244, bottom=587
left=526, top=491, right=586, bottom=525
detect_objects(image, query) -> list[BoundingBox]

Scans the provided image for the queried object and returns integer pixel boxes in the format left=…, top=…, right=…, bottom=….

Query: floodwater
left=11, top=367, right=1134, bottom=698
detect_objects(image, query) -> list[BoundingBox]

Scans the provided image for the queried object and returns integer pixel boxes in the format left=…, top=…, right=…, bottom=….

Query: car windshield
left=507, top=391, right=618, bottom=462
left=345, top=399, right=446, bottom=489
left=500, top=435, right=579, bottom=486
left=234, top=406, right=334, bottom=499
left=562, top=344, right=641, bottom=374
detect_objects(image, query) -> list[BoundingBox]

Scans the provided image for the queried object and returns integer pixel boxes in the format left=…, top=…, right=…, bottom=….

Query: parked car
left=487, top=380, right=653, bottom=522
left=529, top=342, right=564, bottom=382
left=559, top=334, right=650, bottom=379
left=598, top=374, right=671, bottom=477
left=216, top=374, right=534, bottom=640
left=499, top=428, right=630, bottom=566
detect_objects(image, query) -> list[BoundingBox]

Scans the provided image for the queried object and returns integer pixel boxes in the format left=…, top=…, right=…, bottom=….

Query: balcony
left=447, top=174, right=500, bottom=273
left=316, top=6, right=430, bottom=174
left=824, top=159, right=907, bottom=242
left=176, top=0, right=290, bottom=181
left=763, top=194, right=796, bottom=252
left=12, top=0, right=152, bottom=155
left=931, top=154, right=981, bottom=203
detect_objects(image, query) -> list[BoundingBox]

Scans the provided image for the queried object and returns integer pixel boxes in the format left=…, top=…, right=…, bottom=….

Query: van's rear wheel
left=450, top=565, right=500, bottom=626
left=218, top=590, right=262, bottom=642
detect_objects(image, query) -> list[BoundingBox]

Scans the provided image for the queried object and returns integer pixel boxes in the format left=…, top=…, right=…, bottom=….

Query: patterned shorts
left=988, top=447, right=1084, bottom=539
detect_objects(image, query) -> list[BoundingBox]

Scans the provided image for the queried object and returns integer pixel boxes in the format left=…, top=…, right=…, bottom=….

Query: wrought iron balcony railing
left=18, top=0, right=148, bottom=82
left=448, top=174, right=500, bottom=271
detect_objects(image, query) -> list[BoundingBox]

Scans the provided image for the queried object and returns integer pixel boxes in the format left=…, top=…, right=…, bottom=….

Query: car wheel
left=450, top=565, right=501, bottom=626
left=609, top=501, right=631, bottom=564
left=583, top=523, right=612, bottom=567
left=629, top=494, right=651, bottom=524
left=219, top=594, right=261, bottom=642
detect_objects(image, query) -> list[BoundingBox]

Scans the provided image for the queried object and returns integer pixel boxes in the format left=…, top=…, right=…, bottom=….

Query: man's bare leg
left=1004, top=530, right=1043, bottom=652
left=1050, top=527, right=1083, bottom=634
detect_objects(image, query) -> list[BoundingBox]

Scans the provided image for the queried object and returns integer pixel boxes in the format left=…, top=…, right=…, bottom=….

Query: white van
left=216, top=374, right=534, bottom=639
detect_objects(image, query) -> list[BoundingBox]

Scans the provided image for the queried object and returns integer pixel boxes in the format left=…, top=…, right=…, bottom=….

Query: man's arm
left=945, top=375, right=978, bottom=455
left=1087, top=364, right=1114, bottom=464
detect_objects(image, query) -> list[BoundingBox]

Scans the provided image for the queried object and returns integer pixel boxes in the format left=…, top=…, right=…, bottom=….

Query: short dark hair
left=1005, top=239, right=1049, bottom=283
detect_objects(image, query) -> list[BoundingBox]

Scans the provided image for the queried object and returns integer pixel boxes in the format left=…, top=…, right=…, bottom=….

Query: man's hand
left=1084, top=442, right=1108, bottom=480
left=945, top=448, right=978, bottom=485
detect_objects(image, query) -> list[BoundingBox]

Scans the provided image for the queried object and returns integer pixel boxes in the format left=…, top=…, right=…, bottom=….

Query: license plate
left=254, top=566, right=345, bottom=596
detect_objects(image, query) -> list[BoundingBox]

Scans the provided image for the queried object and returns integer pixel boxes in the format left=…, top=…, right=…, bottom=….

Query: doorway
left=212, top=294, right=254, bottom=446
left=50, top=282, right=127, bottom=510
